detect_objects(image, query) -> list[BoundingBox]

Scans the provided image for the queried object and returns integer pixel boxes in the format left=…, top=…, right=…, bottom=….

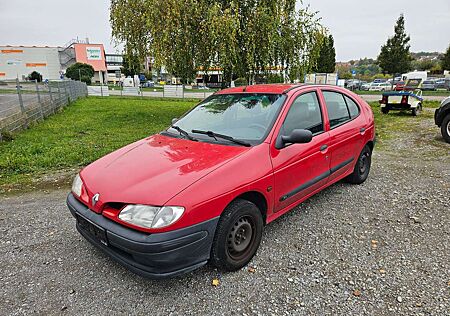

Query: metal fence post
left=182, top=85, right=184, bottom=99
left=48, top=82, right=55, bottom=115
left=35, top=79, right=44, bottom=120
left=16, top=78, right=28, bottom=128
left=57, top=81, right=62, bottom=108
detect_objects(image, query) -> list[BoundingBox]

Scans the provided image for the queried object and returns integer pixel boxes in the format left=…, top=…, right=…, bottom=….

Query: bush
left=65, top=63, right=94, bottom=82
left=234, top=78, right=248, bottom=86
left=28, top=71, right=42, bottom=82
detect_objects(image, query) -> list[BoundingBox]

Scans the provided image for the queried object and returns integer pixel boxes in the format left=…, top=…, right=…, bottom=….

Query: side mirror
left=171, top=118, right=178, bottom=125
left=276, top=129, right=313, bottom=149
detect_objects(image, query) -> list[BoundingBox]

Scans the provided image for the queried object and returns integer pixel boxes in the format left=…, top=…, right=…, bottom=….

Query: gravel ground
left=1, top=112, right=449, bottom=315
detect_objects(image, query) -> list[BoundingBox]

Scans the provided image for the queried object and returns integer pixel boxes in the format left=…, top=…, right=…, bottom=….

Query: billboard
left=86, top=47, right=102, bottom=60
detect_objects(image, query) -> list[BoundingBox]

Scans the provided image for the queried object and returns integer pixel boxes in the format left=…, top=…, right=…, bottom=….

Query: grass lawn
left=0, top=96, right=196, bottom=193
left=0, top=97, right=442, bottom=193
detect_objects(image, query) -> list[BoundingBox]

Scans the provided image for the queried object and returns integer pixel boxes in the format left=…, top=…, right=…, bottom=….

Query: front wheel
left=441, top=114, right=450, bottom=143
left=345, top=145, right=372, bottom=184
left=210, top=199, right=263, bottom=271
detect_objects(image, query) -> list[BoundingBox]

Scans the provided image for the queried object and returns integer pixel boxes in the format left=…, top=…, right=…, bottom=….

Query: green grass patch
left=0, top=96, right=196, bottom=192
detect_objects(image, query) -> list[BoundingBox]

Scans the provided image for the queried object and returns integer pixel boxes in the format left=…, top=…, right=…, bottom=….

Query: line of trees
left=110, top=0, right=327, bottom=85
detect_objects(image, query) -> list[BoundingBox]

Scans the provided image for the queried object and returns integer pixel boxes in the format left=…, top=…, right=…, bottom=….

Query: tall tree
left=110, top=0, right=324, bottom=84
left=441, top=44, right=450, bottom=71
left=313, top=34, right=336, bottom=73
left=377, top=14, right=412, bottom=75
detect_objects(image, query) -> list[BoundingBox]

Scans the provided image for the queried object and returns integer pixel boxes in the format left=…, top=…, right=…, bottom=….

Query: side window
left=322, top=91, right=351, bottom=128
left=282, top=92, right=323, bottom=135
left=344, top=95, right=360, bottom=118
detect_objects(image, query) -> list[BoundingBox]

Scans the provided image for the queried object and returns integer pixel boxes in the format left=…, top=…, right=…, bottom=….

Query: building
left=0, top=39, right=108, bottom=83
left=105, top=54, right=124, bottom=84
left=0, top=46, right=62, bottom=80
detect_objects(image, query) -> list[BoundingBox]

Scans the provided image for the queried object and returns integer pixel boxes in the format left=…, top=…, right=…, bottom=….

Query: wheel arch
left=231, top=191, right=268, bottom=224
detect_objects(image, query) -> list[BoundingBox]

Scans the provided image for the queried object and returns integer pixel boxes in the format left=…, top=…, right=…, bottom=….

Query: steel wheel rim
left=227, top=216, right=255, bottom=260
left=359, top=152, right=369, bottom=174
left=447, top=120, right=450, bottom=136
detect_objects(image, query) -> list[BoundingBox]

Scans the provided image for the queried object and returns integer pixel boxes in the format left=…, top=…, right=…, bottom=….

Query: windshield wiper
left=191, top=129, right=251, bottom=147
left=170, top=125, right=197, bottom=141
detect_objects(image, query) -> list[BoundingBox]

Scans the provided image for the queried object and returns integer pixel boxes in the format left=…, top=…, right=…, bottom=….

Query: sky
left=0, top=0, right=449, bottom=61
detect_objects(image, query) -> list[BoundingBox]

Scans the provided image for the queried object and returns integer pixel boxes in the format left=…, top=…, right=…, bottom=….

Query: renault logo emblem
left=92, top=193, right=100, bottom=206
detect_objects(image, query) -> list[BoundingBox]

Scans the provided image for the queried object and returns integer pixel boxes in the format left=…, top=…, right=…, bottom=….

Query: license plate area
left=76, top=213, right=108, bottom=246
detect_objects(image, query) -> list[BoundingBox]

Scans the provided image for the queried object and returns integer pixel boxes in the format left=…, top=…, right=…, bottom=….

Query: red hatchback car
left=67, top=84, right=375, bottom=278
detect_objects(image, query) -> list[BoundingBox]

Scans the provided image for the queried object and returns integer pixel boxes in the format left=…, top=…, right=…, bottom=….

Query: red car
left=67, top=84, right=375, bottom=278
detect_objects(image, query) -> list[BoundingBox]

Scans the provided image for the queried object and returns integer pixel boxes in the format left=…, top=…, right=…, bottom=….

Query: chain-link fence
left=0, top=79, right=87, bottom=139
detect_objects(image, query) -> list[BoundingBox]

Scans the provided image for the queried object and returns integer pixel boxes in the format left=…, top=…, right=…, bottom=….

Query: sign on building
left=86, top=47, right=102, bottom=60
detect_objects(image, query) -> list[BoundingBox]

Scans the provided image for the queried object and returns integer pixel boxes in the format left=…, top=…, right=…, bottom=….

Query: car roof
left=215, top=83, right=349, bottom=95
left=216, top=84, right=301, bottom=94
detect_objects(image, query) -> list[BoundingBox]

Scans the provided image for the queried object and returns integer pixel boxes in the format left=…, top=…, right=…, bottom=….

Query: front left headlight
left=72, top=173, right=83, bottom=197
left=118, top=204, right=184, bottom=229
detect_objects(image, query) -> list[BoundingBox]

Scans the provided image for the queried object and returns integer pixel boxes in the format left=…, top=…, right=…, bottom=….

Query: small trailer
left=379, top=90, right=423, bottom=116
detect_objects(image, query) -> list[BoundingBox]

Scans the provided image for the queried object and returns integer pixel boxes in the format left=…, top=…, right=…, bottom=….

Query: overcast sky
left=1, top=0, right=449, bottom=61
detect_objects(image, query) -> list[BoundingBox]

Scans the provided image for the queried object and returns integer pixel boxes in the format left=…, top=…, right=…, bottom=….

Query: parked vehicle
left=67, top=84, right=375, bottom=279
left=361, top=82, right=375, bottom=91
left=435, top=79, right=450, bottom=91
left=421, top=80, right=436, bottom=91
left=347, top=79, right=364, bottom=90
left=369, top=82, right=392, bottom=92
left=434, top=96, right=450, bottom=143
left=379, top=90, right=423, bottom=116
left=394, top=81, right=405, bottom=91
left=373, top=79, right=387, bottom=84
left=141, top=80, right=155, bottom=88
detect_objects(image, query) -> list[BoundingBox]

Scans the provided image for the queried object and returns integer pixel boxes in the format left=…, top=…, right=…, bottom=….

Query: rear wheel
left=412, top=104, right=421, bottom=116
left=210, top=199, right=263, bottom=271
left=441, top=114, right=450, bottom=143
left=345, top=145, right=372, bottom=184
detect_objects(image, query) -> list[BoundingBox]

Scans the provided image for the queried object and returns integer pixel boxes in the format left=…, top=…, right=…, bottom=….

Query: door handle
left=320, top=144, right=328, bottom=152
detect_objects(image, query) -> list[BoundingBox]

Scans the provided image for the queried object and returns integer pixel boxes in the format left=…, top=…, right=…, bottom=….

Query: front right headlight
left=72, top=174, right=83, bottom=197
left=118, top=204, right=185, bottom=229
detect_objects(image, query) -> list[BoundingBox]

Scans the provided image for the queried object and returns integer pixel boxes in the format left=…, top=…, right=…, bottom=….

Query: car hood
left=80, top=134, right=249, bottom=206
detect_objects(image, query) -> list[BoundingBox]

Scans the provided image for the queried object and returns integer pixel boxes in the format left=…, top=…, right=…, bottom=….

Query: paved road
left=0, top=109, right=449, bottom=315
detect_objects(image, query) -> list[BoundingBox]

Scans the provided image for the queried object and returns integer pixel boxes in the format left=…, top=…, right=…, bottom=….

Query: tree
left=442, top=44, right=450, bottom=71
left=65, top=63, right=95, bottom=84
left=28, top=71, right=42, bottom=82
left=110, top=0, right=325, bottom=84
left=377, top=14, right=412, bottom=76
left=314, top=34, right=336, bottom=73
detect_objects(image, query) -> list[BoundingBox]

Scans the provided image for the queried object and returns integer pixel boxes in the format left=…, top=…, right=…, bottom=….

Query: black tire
left=381, top=108, right=389, bottom=114
left=441, top=114, right=450, bottom=143
left=411, top=104, right=421, bottom=116
left=345, top=145, right=372, bottom=184
left=210, top=199, right=264, bottom=271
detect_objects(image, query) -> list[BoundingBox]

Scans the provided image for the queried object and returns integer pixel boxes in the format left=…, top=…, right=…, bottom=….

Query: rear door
left=271, top=89, right=330, bottom=212
left=319, top=89, right=365, bottom=182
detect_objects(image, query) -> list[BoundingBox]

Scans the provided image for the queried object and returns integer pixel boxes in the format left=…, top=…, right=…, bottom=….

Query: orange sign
left=0, top=72, right=5, bottom=76
left=26, top=63, right=47, bottom=67
left=1, top=49, right=23, bottom=54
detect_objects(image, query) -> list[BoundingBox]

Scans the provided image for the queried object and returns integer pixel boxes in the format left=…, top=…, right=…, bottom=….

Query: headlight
left=118, top=205, right=184, bottom=229
left=72, top=174, right=83, bottom=197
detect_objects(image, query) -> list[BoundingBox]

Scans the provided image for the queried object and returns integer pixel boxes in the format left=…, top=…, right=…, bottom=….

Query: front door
left=271, top=90, right=330, bottom=212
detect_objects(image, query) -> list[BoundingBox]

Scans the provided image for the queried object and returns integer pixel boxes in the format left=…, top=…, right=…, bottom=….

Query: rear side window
left=282, top=92, right=323, bottom=135
left=323, top=91, right=360, bottom=128
left=322, top=91, right=350, bottom=128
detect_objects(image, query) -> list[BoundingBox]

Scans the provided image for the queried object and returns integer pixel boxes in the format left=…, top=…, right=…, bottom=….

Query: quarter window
left=344, top=95, right=360, bottom=118
left=282, top=92, right=323, bottom=135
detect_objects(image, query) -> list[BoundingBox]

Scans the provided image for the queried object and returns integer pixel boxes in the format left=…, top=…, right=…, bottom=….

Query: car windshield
left=167, top=93, right=286, bottom=145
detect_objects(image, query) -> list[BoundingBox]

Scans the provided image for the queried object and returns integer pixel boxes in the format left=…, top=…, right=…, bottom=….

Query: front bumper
left=67, top=193, right=219, bottom=279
